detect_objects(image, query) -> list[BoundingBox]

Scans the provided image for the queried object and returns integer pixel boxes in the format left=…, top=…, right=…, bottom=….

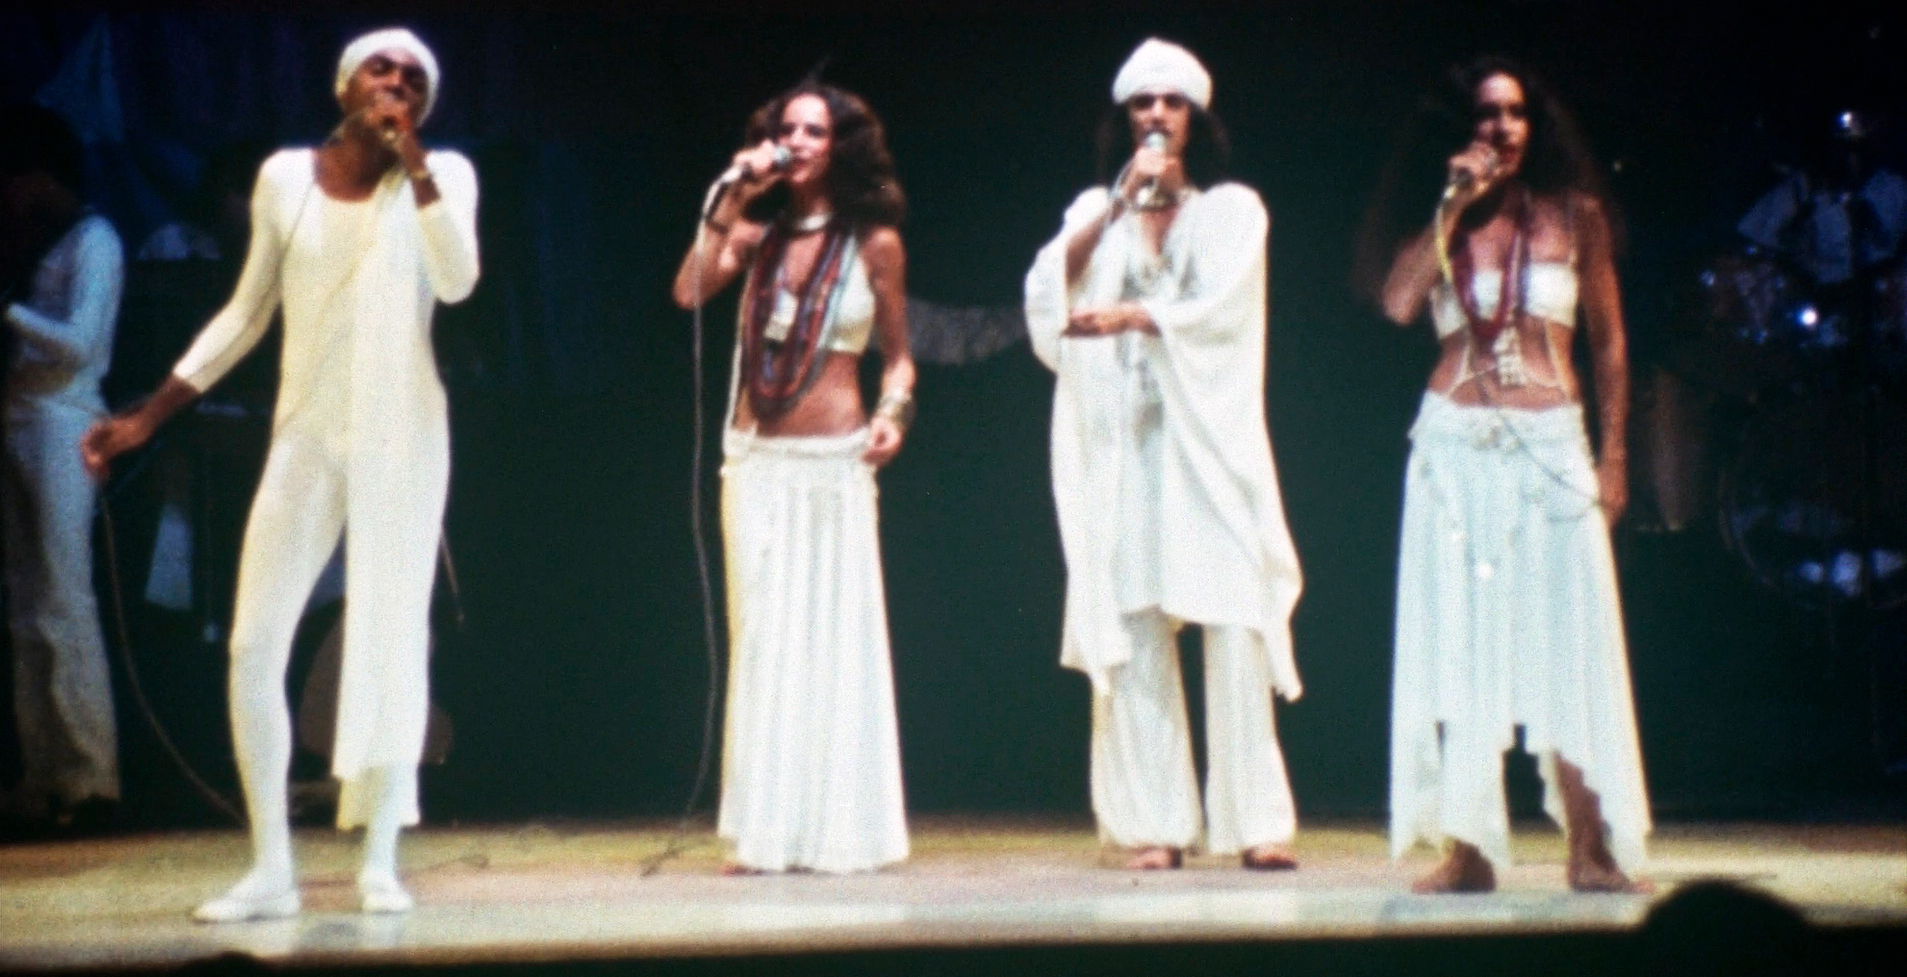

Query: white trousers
left=1091, top=610, right=1296, bottom=854
left=225, top=430, right=417, bottom=841
left=718, top=431, right=908, bottom=872
left=2, top=400, right=119, bottom=805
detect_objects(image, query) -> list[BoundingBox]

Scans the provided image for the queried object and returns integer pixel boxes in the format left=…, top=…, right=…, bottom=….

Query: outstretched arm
left=84, top=156, right=287, bottom=480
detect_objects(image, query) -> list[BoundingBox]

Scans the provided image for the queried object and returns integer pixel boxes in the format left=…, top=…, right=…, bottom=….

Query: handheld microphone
left=1441, top=167, right=1476, bottom=202
left=1442, top=150, right=1498, bottom=202
left=719, top=146, right=794, bottom=187
left=1136, top=131, right=1168, bottom=207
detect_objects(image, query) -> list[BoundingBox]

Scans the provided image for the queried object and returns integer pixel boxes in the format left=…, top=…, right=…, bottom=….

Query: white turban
left=1110, top=38, right=1211, bottom=110
left=335, top=28, right=441, bottom=124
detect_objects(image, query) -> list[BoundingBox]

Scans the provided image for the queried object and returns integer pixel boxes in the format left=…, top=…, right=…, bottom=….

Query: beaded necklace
left=739, top=214, right=852, bottom=419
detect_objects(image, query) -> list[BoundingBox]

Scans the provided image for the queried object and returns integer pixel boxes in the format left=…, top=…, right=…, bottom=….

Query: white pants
left=226, top=430, right=418, bottom=833
left=2, top=399, right=119, bottom=805
left=1091, top=610, right=1296, bottom=854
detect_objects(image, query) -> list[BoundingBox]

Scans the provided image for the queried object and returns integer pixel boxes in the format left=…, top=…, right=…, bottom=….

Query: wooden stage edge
left=2, top=816, right=1904, bottom=972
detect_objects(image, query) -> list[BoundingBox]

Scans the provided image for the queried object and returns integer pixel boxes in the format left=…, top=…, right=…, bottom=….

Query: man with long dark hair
left=1025, top=39, right=1304, bottom=871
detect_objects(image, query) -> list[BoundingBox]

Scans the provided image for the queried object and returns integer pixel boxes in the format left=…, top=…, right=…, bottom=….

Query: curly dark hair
left=740, top=81, right=906, bottom=229
left=1095, top=101, right=1232, bottom=190
left=1354, top=55, right=1616, bottom=302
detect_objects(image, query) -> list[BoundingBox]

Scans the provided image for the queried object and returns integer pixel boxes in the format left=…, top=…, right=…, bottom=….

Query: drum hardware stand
left=1810, top=113, right=1899, bottom=778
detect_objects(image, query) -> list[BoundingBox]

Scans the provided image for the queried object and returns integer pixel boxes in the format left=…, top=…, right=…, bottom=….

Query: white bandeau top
left=1430, top=260, right=1578, bottom=339
left=823, top=246, right=875, bottom=354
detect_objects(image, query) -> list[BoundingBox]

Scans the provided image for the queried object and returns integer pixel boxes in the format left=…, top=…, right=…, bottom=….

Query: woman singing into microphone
left=670, top=81, right=914, bottom=874
left=1359, top=56, right=1650, bottom=893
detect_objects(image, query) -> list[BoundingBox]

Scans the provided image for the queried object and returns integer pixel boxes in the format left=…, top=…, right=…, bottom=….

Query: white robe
left=171, top=148, right=479, bottom=824
left=1024, top=184, right=1303, bottom=698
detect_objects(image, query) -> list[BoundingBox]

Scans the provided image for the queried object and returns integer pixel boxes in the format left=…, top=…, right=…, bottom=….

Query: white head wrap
left=1110, top=38, right=1211, bottom=110
left=335, top=28, right=441, bottom=124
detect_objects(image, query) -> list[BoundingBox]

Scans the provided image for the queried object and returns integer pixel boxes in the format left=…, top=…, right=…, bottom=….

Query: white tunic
left=1025, top=184, right=1303, bottom=698
left=172, top=148, right=479, bottom=793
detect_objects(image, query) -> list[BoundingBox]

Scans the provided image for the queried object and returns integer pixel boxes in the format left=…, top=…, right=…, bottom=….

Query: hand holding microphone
left=702, top=142, right=794, bottom=230
left=1131, top=131, right=1170, bottom=208
left=720, top=142, right=794, bottom=190
left=351, top=91, right=422, bottom=166
left=1443, top=142, right=1501, bottom=205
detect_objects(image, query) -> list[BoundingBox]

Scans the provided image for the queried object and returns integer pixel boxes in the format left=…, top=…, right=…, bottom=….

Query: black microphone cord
left=640, top=181, right=731, bottom=876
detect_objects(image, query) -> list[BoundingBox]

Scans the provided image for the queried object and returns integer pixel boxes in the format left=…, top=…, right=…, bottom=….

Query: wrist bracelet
left=874, top=388, right=916, bottom=432
left=407, top=166, right=433, bottom=182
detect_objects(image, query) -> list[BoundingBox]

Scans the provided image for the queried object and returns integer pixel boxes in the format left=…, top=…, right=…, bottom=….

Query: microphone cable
left=97, top=453, right=246, bottom=824
left=639, top=179, right=733, bottom=876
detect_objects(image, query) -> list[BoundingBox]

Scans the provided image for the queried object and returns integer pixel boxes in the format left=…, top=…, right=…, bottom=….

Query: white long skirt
left=717, top=430, right=909, bottom=872
left=1390, top=392, right=1650, bottom=872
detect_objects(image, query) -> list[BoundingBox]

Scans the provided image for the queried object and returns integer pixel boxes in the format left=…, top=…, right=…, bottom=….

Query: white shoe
left=358, top=871, right=414, bottom=914
left=193, top=877, right=300, bottom=924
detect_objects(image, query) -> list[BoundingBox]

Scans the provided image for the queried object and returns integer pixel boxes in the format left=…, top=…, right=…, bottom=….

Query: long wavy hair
left=740, top=81, right=906, bottom=229
left=1353, top=55, right=1617, bottom=303
left=1095, top=100, right=1232, bottom=190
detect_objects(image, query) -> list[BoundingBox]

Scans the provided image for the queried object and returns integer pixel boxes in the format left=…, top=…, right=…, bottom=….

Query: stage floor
left=3, top=817, right=1903, bottom=971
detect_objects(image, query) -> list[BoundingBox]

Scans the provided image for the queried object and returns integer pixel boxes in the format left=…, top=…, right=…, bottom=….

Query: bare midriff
left=733, top=351, right=867, bottom=436
left=1427, top=315, right=1578, bottom=408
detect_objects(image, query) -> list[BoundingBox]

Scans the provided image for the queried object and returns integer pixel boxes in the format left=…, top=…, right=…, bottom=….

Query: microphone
left=1442, top=151, right=1498, bottom=202
left=1441, top=167, right=1476, bottom=202
left=1136, top=131, right=1168, bottom=207
left=719, top=146, right=794, bottom=187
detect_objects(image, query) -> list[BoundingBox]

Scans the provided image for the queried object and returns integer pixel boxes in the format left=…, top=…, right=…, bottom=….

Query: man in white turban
left=1025, top=38, right=1306, bottom=871
left=85, top=26, right=478, bottom=920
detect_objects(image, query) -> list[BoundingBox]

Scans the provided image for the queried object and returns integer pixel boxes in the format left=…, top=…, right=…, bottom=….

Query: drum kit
left=1667, top=136, right=1907, bottom=612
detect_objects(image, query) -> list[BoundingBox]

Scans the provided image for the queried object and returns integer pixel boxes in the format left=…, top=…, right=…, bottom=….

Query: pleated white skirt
left=1390, top=392, right=1651, bottom=872
left=717, top=430, right=909, bottom=872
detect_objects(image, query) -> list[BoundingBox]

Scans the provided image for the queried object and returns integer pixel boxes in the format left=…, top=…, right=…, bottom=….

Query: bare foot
left=1412, top=841, right=1496, bottom=893
left=1125, top=846, right=1183, bottom=870
left=1567, top=842, right=1654, bottom=893
left=1240, top=843, right=1298, bottom=871
left=1555, top=755, right=1653, bottom=894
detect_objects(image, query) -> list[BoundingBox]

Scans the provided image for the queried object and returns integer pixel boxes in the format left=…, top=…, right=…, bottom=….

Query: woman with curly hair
left=1361, top=56, right=1650, bottom=893
left=671, top=81, right=914, bottom=874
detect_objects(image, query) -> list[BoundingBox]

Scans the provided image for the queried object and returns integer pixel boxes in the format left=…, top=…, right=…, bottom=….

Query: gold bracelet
left=874, top=388, right=916, bottom=432
left=407, top=166, right=433, bottom=182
